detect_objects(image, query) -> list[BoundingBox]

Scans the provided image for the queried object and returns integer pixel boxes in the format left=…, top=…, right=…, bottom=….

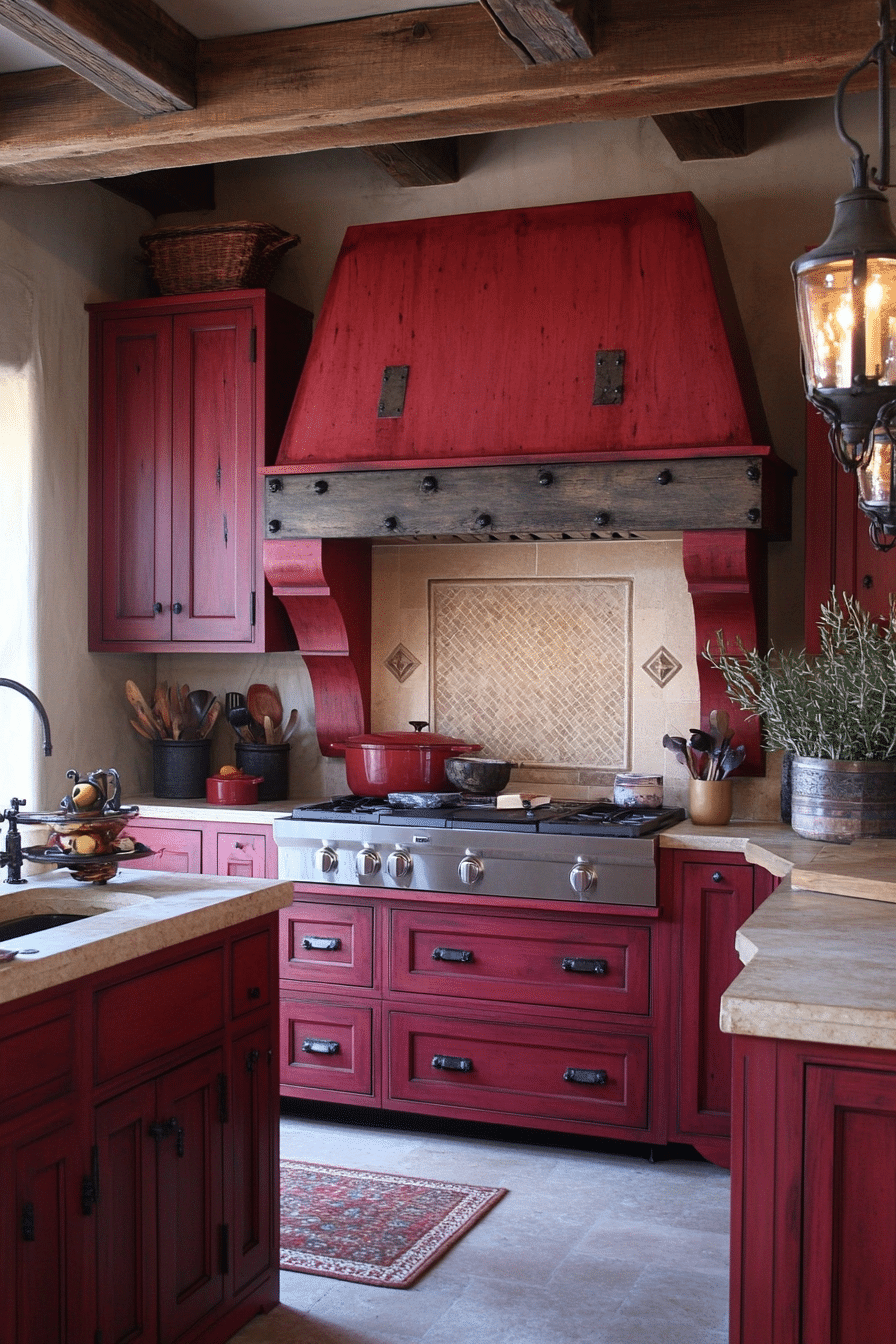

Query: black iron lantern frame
left=792, top=0, right=896, bottom=550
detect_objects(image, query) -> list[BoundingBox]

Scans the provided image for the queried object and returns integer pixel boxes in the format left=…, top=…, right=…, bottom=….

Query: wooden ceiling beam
left=362, top=138, right=460, bottom=187
left=478, top=0, right=595, bottom=64
left=653, top=106, right=747, bottom=160
left=0, top=0, right=196, bottom=114
left=95, top=163, right=215, bottom=215
left=0, top=1, right=876, bottom=186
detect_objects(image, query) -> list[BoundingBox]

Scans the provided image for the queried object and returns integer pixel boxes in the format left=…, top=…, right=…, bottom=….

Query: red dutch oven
left=330, top=725, right=481, bottom=796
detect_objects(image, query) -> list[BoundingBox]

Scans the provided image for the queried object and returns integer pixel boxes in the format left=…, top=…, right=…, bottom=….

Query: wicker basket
left=139, top=221, right=299, bottom=294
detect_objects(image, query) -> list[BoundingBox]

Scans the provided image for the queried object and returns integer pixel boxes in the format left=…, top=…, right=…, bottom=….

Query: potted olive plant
left=704, top=590, right=896, bottom=842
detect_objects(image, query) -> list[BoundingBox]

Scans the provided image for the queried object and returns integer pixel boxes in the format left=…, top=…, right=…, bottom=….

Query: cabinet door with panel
left=121, top=819, right=203, bottom=873
left=664, top=848, right=778, bottom=1164
left=87, top=290, right=311, bottom=653
left=0, top=1111, right=86, bottom=1344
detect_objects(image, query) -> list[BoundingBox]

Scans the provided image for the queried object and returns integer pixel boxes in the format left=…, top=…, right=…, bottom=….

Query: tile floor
left=229, top=1108, right=731, bottom=1344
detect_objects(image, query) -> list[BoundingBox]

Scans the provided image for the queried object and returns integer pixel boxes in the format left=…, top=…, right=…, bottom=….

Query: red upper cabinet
left=87, top=289, right=311, bottom=653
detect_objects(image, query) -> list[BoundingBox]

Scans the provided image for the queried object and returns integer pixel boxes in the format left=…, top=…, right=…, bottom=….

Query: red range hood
left=263, top=192, right=791, bottom=768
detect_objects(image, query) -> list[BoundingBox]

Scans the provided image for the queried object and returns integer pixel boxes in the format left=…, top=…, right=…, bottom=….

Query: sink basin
left=0, top=911, right=90, bottom=940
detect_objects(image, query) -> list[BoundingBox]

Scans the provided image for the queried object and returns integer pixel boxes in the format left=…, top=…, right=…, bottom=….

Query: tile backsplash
left=371, top=537, right=707, bottom=807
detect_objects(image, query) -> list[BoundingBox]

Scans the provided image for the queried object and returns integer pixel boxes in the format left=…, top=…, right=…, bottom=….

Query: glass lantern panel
left=796, top=257, right=896, bottom=389
left=857, top=431, right=895, bottom=507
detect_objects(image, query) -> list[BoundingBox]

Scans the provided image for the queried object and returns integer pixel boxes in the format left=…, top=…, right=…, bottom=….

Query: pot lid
left=340, top=731, right=480, bottom=749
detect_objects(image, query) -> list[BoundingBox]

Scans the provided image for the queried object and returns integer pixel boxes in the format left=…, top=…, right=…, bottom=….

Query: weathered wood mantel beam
left=0, top=0, right=876, bottom=186
left=0, top=0, right=196, bottom=115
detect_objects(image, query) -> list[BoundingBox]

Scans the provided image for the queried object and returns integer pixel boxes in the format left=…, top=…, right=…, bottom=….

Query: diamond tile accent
left=430, top=579, right=631, bottom=769
left=642, top=645, right=682, bottom=688
left=385, top=643, right=421, bottom=684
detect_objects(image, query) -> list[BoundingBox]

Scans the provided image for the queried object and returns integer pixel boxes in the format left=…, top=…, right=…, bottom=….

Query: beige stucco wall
left=3, top=88, right=882, bottom=810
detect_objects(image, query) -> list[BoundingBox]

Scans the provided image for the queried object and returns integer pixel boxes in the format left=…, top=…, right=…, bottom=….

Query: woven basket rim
left=139, top=220, right=294, bottom=246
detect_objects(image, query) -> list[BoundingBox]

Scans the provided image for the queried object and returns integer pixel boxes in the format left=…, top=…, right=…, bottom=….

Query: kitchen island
left=682, top=830, right=896, bottom=1344
left=0, top=865, right=293, bottom=1344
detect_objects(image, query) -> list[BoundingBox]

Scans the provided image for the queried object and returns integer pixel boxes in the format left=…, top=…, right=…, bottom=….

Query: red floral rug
left=280, top=1159, right=507, bottom=1288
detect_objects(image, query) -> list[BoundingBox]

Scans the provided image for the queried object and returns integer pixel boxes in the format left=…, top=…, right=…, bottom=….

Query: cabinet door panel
left=10, top=1119, right=84, bottom=1344
left=95, top=1081, right=158, bottom=1344
left=156, top=1050, right=226, bottom=1343
left=99, top=317, right=173, bottom=642
left=171, top=309, right=255, bottom=642
left=231, top=1023, right=274, bottom=1293
left=216, top=828, right=271, bottom=879
left=804, top=1064, right=896, bottom=1344
left=676, top=857, right=755, bottom=1138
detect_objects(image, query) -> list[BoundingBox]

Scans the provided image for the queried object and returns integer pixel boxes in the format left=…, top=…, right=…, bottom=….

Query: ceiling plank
left=653, top=106, right=747, bottom=160
left=95, top=164, right=215, bottom=215
left=0, top=1, right=874, bottom=187
left=362, top=138, right=460, bottom=187
left=0, top=0, right=196, bottom=114
left=478, top=0, right=594, bottom=65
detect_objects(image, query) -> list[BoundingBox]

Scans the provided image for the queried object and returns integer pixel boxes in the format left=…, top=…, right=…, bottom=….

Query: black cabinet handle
left=432, top=1054, right=473, bottom=1072
left=21, top=1201, right=35, bottom=1241
left=302, top=1038, right=339, bottom=1055
left=302, top=935, right=342, bottom=951
left=432, top=946, right=473, bottom=963
left=149, top=1116, right=184, bottom=1156
left=246, top=1047, right=260, bottom=1073
left=153, top=601, right=163, bottom=614
left=172, top=602, right=183, bottom=615
left=712, top=871, right=724, bottom=883
left=563, top=1067, right=608, bottom=1085
left=247, top=985, right=261, bottom=999
left=561, top=957, right=608, bottom=975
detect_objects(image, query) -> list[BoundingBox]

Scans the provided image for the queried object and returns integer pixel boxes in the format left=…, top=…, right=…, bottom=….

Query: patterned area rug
left=280, top=1159, right=507, bottom=1288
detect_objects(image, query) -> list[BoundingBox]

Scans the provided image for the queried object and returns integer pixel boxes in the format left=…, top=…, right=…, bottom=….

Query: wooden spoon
left=126, top=680, right=163, bottom=738
left=280, top=708, right=299, bottom=742
left=247, top=683, right=283, bottom=732
left=153, top=682, right=173, bottom=737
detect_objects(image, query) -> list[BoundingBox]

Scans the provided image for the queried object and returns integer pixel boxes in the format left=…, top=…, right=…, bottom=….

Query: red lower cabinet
left=732, top=1035, right=896, bottom=1344
left=0, top=914, right=278, bottom=1344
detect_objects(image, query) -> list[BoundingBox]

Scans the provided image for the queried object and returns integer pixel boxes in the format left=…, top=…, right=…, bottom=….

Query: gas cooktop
left=287, top=796, right=685, bottom=837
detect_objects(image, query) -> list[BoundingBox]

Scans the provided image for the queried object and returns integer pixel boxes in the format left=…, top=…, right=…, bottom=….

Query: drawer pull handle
left=432, top=1054, right=473, bottom=1072
left=149, top=1116, right=185, bottom=1156
left=247, top=985, right=261, bottom=999
left=302, top=1038, right=340, bottom=1055
left=246, top=1048, right=260, bottom=1073
left=563, top=1067, right=608, bottom=1086
left=432, top=946, right=473, bottom=963
left=302, top=935, right=342, bottom=951
left=561, top=957, right=608, bottom=975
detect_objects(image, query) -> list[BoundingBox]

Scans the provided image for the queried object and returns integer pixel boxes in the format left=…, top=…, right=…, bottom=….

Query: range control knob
left=356, top=847, right=381, bottom=878
left=314, top=846, right=338, bottom=875
left=386, top=848, right=413, bottom=879
left=458, top=851, right=484, bottom=886
left=569, top=861, right=597, bottom=895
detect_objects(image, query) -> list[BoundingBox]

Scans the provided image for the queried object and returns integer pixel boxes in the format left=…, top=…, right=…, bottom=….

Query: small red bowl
left=206, top=774, right=264, bottom=805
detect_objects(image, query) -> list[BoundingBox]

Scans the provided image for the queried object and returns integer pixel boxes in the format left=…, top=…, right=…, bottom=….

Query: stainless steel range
left=274, top=797, right=685, bottom=905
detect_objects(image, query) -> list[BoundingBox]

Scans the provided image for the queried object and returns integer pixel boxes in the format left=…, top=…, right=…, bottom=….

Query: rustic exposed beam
left=653, top=106, right=747, bottom=160
left=362, top=138, right=460, bottom=187
left=478, top=0, right=594, bottom=64
left=0, top=0, right=196, bottom=114
left=95, top=164, right=215, bottom=215
left=0, top=1, right=876, bottom=187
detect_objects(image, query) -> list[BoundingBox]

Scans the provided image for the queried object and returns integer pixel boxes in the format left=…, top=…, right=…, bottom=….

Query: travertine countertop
left=661, top=821, right=896, bottom=1050
left=0, top=868, right=293, bottom=1006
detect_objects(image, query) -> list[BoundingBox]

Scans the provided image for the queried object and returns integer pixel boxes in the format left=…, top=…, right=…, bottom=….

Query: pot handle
left=328, top=743, right=347, bottom=755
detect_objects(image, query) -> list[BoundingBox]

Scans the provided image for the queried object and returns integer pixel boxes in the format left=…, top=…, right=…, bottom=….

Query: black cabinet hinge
left=220, top=1223, right=230, bottom=1275
left=249, top=327, right=257, bottom=363
left=21, top=1200, right=35, bottom=1241
left=218, top=1072, right=229, bottom=1124
left=82, top=1145, right=100, bottom=1214
left=250, top=590, right=256, bottom=626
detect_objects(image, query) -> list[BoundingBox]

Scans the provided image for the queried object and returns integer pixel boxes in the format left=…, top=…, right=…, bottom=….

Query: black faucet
left=0, top=680, right=53, bottom=885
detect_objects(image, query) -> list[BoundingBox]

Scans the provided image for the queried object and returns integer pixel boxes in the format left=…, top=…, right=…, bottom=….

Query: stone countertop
left=124, top=795, right=315, bottom=825
left=660, top=821, right=896, bottom=1051
left=0, top=868, right=293, bottom=1006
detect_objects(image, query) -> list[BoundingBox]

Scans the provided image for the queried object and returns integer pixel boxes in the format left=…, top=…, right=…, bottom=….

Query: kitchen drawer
left=0, top=995, right=75, bottom=1122
left=216, top=829, right=271, bottom=879
left=231, top=928, right=270, bottom=1017
left=279, top=996, right=376, bottom=1099
left=94, top=948, right=225, bottom=1083
left=388, top=1009, right=650, bottom=1130
left=121, top=820, right=202, bottom=873
left=390, top=909, right=650, bottom=1015
left=280, top=900, right=375, bottom=989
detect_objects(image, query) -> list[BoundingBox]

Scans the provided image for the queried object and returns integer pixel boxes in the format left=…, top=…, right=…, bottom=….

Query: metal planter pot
left=790, top=756, right=896, bottom=842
